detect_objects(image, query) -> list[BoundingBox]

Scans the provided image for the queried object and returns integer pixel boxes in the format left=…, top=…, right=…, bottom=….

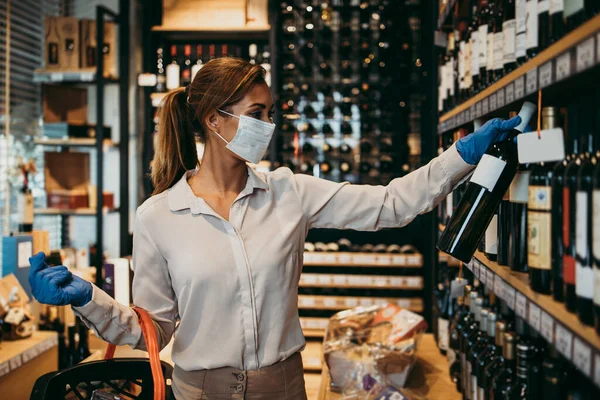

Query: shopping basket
left=30, top=307, right=173, bottom=400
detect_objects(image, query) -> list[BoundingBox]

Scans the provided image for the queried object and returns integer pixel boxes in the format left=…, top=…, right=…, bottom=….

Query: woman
left=29, top=57, right=520, bottom=399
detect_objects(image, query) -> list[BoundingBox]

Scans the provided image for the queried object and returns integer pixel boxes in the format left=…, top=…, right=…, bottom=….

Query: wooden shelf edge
left=34, top=207, right=119, bottom=216
left=439, top=14, right=600, bottom=123
left=472, top=251, right=600, bottom=352
left=151, top=25, right=271, bottom=32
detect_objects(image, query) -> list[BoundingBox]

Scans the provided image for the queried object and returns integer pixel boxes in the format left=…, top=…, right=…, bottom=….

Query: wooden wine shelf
left=299, top=274, right=423, bottom=290
left=303, top=252, right=423, bottom=267
left=471, top=251, right=600, bottom=387
left=302, top=341, right=323, bottom=372
left=33, top=68, right=119, bottom=84
left=34, top=137, right=118, bottom=149
left=34, top=208, right=119, bottom=216
left=300, top=317, right=330, bottom=337
left=439, top=251, right=461, bottom=267
left=298, top=295, right=423, bottom=312
left=438, top=14, right=600, bottom=131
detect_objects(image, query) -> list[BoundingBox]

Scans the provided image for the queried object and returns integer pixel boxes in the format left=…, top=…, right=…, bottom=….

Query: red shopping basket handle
left=104, top=307, right=166, bottom=400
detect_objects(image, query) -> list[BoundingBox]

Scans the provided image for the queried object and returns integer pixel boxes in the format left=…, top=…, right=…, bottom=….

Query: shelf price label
left=50, top=72, right=64, bottom=82
left=475, top=101, right=482, bottom=118
left=526, top=68, right=538, bottom=94
left=573, top=337, right=592, bottom=377
left=323, top=298, right=337, bottom=308
left=80, top=72, right=95, bottom=82
left=576, top=37, right=595, bottom=72
left=515, top=292, right=527, bottom=318
left=0, top=361, right=9, bottom=379
left=540, top=311, right=554, bottom=343
left=556, top=52, right=572, bottom=81
left=334, top=275, right=347, bottom=285
left=556, top=324, right=573, bottom=360
left=360, top=298, right=373, bottom=306
left=594, top=353, right=600, bottom=387
left=493, top=276, right=503, bottom=298
left=505, top=285, right=516, bottom=309
left=505, top=83, right=515, bottom=104
left=8, top=355, right=22, bottom=370
left=496, top=88, right=505, bottom=107
left=514, top=76, right=525, bottom=99
left=338, top=253, right=353, bottom=264
left=539, top=62, right=553, bottom=88
left=489, top=93, right=497, bottom=111
left=345, top=298, right=358, bottom=307
left=482, top=98, right=489, bottom=115
left=528, top=302, right=541, bottom=332
left=474, top=261, right=481, bottom=278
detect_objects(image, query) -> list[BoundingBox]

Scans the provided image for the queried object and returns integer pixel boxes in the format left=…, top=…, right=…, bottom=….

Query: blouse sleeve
left=292, top=143, right=474, bottom=231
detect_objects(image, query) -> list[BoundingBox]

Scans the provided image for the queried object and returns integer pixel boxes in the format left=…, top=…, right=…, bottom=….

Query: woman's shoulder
left=135, top=191, right=170, bottom=221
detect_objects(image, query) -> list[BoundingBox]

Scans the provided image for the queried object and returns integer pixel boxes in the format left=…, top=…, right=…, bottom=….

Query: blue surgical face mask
left=212, top=110, right=276, bottom=164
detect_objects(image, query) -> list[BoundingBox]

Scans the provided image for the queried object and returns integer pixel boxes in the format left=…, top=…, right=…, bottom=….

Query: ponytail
left=150, top=87, right=199, bottom=195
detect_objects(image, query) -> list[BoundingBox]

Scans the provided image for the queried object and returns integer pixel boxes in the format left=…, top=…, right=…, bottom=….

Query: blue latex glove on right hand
left=456, top=115, right=522, bottom=165
left=28, top=252, right=93, bottom=307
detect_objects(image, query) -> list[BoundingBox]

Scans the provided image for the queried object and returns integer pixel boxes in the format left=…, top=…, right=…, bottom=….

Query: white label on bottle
left=472, top=32, right=480, bottom=76
left=509, top=171, right=530, bottom=203
left=503, top=19, right=517, bottom=65
left=165, top=63, right=180, bottom=90
left=16, top=192, right=34, bottom=225
left=539, top=62, right=553, bottom=87
left=576, top=37, right=595, bottom=72
left=485, top=215, right=499, bottom=255
left=528, top=302, right=541, bottom=332
left=516, top=292, right=528, bottom=318
left=538, top=0, right=550, bottom=13
left=593, top=191, right=600, bottom=305
left=556, top=324, right=572, bottom=360
left=564, top=0, right=584, bottom=18
left=479, top=25, right=488, bottom=68
left=549, top=0, right=561, bottom=14
left=438, top=318, right=449, bottom=351
left=487, top=32, right=495, bottom=71
left=576, top=191, right=594, bottom=299
left=516, top=0, right=527, bottom=59
left=470, top=155, right=507, bottom=192
left=494, top=32, right=504, bottom=70
left=446, top=191, right=454, bottom=219
left=459, top=41, right=466, bottom=82
left=541, top=311, right=554, bottom=343
left=573, top=337, right=592, bottom=377
left=527, top=1, right=539, bottom=50
left=448, top=348, right=457, bottom=366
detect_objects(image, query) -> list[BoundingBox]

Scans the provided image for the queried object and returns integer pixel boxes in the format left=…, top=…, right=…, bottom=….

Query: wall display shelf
left=302, top=341, right=323, bottom=372
left=33, top=138, right=118, bottom=149
left=303, top=252, right=423, bottom=268
left=34, top=208, right=119, bottom=216
left=469, top=251, right=600, bottom=387
left=298, top=294, right=423, bottom=312
left=150, top=26, right=270, bottom=42
left=300, top=317, right=330, bottom=338
left=438, top=14, right=600, bottom=134
left=33, top=69, right=119, bottom=84
left=299, top=273, right=423, bottom=290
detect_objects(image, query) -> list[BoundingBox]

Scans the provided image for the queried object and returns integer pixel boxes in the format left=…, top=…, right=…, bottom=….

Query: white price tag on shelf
left=323, top=254, right=337, bottom=263
left=505, top=285, right=516, bottom=309
left=515, top=292, right=527, bottom=318
left=338, top=253, right=353, bottom=264
left=300, top=296, right=315, bottom=307
left=302, top=274, right=318, bottom=285
left=475, top=101, right=482, bottom=117
left=391, top=277, right=406, bottom=287
left=377, top=255, right=392, bottom=265
left=317, top=275, right=332, bottom=285
left=22, top=346, right=40, bottom=364
left=346, top=298, right=358, bottom=307
left=408, top=255, right=421, bottom=266
left=392, top=255, right=406, bottom=265
left=494, top=276, right=503, bottom=298
left=407, top=277, right=422, bottom=288
left=526, top=68, right=538, bottom=94
left=505, top=83, right=515, bottom=103
left=514, top=76, right=525, bottom=99
left=539, top=62, right=553, bottom=88
left=555, top=324, right=573, bottom=360
left=556, top=52, right=572, bottom=81
left=482, top=98, right=489, bottom=115
left=497, top=88, right=505, bottom=107
left=347, top=276, right=361, bottom=285
left=9, top=355, right=22, bottom=370
left=354, top=255, right=376, bottom=264
left=396, top=299, right=410, bottom=308
left=473, top=261, right=480, bottom=278
left=374, top=277, right=388, bottom=287
left=50, top=72, right=64, bottom=82
left=528, top=302, right=541, bottom=332
left=576, top=37, right=595, bottom=72
left=360, top=298, right=373, bottom=306
left=0, top=361, right=9, bottom=378
left=303, top=253, right=316, bottom=263
left=594, top=353, right=600, bottom=387
left=360, top=277, right=372, bottom=286
left=489, top=93, right=497, bottom=111
left=487, top=268, right=495, bottom=287
left=540, top=311, right=554, bottom=343
left=374, top=298, right=388, bottom=305
left=323, top=298, right=337, bottom=308
left=573, top=337, right=592, bottom=377
left=334, top=275, right=347, bottom=285
left=80, top=72, right=95, bottom=82
left=480, top=266, right=487, bottom=283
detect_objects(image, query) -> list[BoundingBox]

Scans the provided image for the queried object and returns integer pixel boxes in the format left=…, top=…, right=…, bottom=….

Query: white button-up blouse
left=73, top=144, right=473, bottom=372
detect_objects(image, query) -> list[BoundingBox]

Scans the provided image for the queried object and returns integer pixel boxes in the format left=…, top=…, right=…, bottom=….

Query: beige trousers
left=171, top=352, right=308, bottom=400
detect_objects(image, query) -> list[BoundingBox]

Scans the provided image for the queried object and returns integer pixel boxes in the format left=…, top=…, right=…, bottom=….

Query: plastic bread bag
left=323, top=303, right=427, bottom=394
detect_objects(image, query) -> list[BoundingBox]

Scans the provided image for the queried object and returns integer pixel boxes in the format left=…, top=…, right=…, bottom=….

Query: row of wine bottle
left=439, top=0, right=599, bottom=113
left=304, top=239, right=418, bottom=254
left=436, top=279, right=600, bottom=399
left=439, top=92, right=600, bottom=333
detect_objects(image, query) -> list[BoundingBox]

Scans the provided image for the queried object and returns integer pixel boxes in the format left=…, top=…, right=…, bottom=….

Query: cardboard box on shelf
left=44, top=152, right=90, bottom=210
left=43, top=86, right=87, bottom=124
left=44, top=16, right=80, bottom=70
left=80, top=19, right=117, bottom=78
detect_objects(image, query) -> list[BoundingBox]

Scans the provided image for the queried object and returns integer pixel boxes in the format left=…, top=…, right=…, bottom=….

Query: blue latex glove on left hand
left=456, top=115, right=522, bottom=165
left=28, top=252, right=93, bottom=307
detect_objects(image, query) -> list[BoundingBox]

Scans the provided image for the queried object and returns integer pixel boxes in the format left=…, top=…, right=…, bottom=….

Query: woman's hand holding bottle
left=456, top=116, right=522, bottom=165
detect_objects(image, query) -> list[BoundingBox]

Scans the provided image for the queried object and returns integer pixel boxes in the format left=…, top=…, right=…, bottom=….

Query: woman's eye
left=251, top=111, right=262, bottom=119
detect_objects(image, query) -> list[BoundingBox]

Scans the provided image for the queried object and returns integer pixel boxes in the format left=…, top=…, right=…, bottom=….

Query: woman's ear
left=205, top=111, right=220, bottom=132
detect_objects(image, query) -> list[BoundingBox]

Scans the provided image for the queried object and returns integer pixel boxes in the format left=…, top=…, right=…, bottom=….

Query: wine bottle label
left=16, top=192, right=34, bottom=225
left=485, top=215, right=499, bottom=254
left=576, top=191, right=593, bottom=298
left=465, top=39, right=472, bottom=87
left=471, top=374, right=478, bottom=400
left=549, top=0, right=563, bottom=14
left=539, top=0, right=551, bottom=13
left=516, top=32, right=527, bottom=59
left=503, top=19, right=517, bottom=64
left=447, top=348, right=457, bottom=366
left=449, top=57, right=455, bottom=96
left=593, top=191, right=600, bottom=305
left=516, top=0, right=527, bottom=58
left=479, top=25, right=488, bottom=68
left=528, top=186, right=552, bottom=269
left=494, top=32, right=504, bottom=70
left=446, top=191, right=454, bottom=218
left=487, top=32, right=495, bottom=71
left=471, top=32, right=480, bottom=76
left=527, top=1, right=539, bottom=50
left=564, top=0, right=584, bottom=18
left=438, top=318, right=449, bottom=350
left=166, top=64, right=180, bottom=90
left=509, top=171, right=530, bottom=203
left=470, top=155, right=507, bottom=192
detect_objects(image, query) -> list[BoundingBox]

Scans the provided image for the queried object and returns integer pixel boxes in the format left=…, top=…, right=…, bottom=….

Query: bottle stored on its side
left=509, top=163, right=530, bottom=273
left=438, top=102, right=536, bottom=263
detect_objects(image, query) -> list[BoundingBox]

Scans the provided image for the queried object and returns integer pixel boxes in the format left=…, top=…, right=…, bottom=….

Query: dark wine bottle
left=575, top=134, right=596, bottom=326
left=498, top=185, right=512, bottom=266
left=564, top=0, right=585, bottom=32
left=438, top=286, right=452, bottom=355
left=491, top=332, right=517, bottom=400
left=541, top=347, right=568, bottom=400
left=509, top=164, right=530, bottom=273
left=594, top=150, right=600, bottom=333
left=503, top=0, right=517, bottom=73
left=484, top=208, right=499, bottom=261
left=515, top=0, right=527, bottom=64
left=67, top=324, right=79, bottom=367
left=525, top=0, right=539, bottom=59
left=481, top=319, right=508, bottom=399
left=438, top=102, right=536, bottom=263
left=549, top=0, right=565, bottom=43
left=181, top=44, right=192, bottom=86
left=538, top=1, right=551, bottom=52
left=493, top=0, right=505, bottom=82
left=77, top=320, right=91, bottom=361
left=478, top=0, right=491, bottom=88
left=341, top=122, right=353, bottom=136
